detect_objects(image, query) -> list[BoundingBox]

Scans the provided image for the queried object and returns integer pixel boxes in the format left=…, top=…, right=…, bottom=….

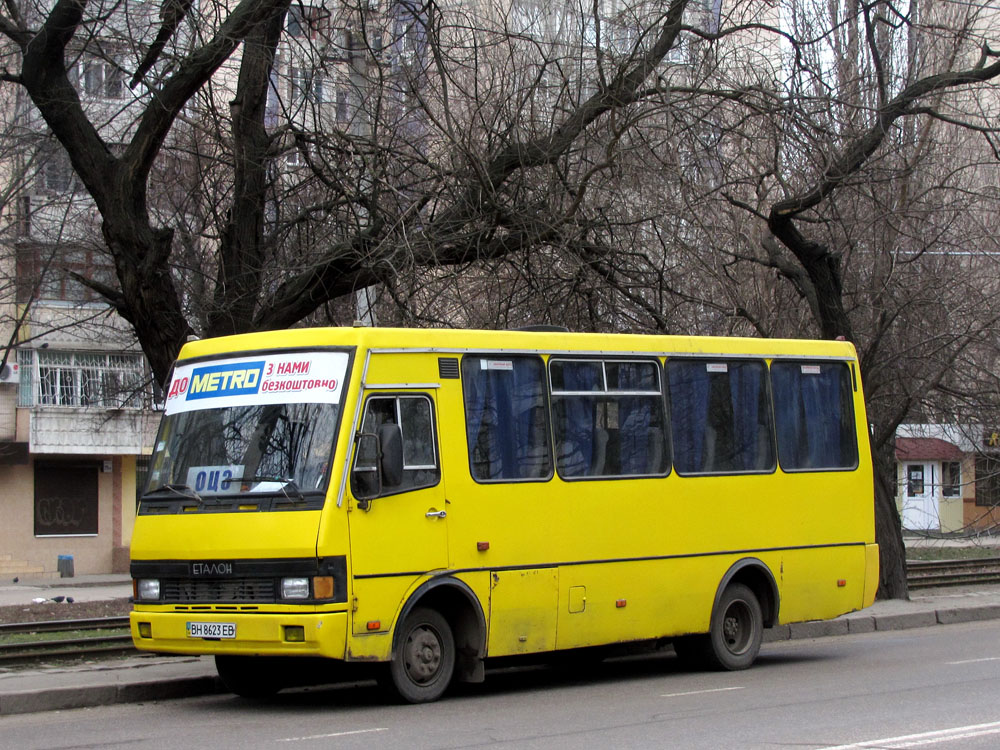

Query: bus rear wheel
left=706, top=583, right=763, bottom=671
left=388, top=607, right=455, bottom=703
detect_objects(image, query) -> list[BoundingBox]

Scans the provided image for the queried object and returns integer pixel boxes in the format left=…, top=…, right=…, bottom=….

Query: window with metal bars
left=17, top=349, right=149, bottom=409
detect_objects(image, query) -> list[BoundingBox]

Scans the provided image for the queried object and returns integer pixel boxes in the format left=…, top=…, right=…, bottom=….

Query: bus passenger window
left=462, top=356, right=552, bottom=482
left=550, top=359, right=667, bottom=479
left=350, top=395, right=440, bottom=496
left=667, top=359, right=774, bottom=475
left=771, top=361, right=858, bottom=471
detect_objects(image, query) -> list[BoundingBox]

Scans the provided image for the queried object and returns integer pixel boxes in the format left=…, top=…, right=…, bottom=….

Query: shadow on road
left=187, top=644, right=834, bottom=713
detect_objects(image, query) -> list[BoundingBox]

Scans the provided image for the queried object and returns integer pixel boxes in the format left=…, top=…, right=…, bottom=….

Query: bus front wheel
left=388, top=607, right=456, bottom=703
left=706, top=583, right=763, bottom=671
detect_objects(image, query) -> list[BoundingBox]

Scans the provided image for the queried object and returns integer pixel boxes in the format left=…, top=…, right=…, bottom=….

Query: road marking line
left=277, top=728, right=388, bottom=742
left=946, top=656, right=1000, bottom=665
left=660, top=686, right=744, bottom=698
left=815, top=720, right=1000, bottom=749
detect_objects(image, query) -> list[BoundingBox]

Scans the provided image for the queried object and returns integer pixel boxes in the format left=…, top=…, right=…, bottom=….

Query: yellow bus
left=130, top=327, right=878, bottom=702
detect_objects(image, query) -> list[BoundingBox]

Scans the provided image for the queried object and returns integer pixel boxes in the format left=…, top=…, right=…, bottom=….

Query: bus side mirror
left=353, top=433, right=383, bottom=505
left=378, top=423, right=404, bottom=488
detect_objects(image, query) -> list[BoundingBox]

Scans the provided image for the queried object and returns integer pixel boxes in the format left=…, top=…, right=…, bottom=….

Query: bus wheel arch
left=391, top=577, right=487, bottom=697
left=714, top=557, right=779, bottom=628
left=703, top=558, right=779, bottom=671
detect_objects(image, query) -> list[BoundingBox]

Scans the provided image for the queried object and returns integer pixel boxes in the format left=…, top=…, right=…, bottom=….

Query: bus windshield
left=142, top=350, right=349, bottom=509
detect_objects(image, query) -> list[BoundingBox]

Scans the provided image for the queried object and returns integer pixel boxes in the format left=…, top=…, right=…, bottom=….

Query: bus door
left=347, top=391, right=448, bottom=635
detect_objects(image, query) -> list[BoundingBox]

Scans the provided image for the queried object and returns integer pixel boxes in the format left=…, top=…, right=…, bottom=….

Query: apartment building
left=0, top=29, right=161, bottom=578
left=0, top=261, right=160, bottom=577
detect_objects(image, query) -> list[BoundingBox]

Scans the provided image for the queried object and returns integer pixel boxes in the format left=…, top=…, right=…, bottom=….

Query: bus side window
left=550, top=359, right=668, bottom=478
left=771, top=361, right=858, bottom=471
left=462, top=356, right=552, bottom=482
left=667, top=359, right=774, bottom=475
left=350, top=394, right=440, bottom=497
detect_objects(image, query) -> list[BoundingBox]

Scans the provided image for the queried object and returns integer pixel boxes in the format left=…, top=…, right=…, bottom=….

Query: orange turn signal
left=313, top=576, right=335, bottom=599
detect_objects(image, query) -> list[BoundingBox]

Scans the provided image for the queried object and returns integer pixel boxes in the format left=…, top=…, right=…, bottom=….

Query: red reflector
left=367, top=620, right=381, bottom=631
left=837, top=579, right=847, bottom=587
left=616, top=599, right=627, bottom=608
left=477, top=541, right=490, bottom=552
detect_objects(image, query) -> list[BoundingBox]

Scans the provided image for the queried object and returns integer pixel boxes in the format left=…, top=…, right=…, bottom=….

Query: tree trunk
left=766, top=217, right=908, bottom=597
left=873, top=438, right=908, bottom=598
left=103, top=221, right=193, bottom=387
left=209, top=3, right=288, bottom=337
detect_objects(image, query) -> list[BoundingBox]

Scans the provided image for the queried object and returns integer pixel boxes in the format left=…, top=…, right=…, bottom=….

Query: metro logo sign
left=186, top=361, right=265, bottom=400
left=165, top=351, right=348, bottom=414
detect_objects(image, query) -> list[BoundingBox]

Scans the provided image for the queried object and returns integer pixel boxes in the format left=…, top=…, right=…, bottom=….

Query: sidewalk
left=0, top=573, right=221, bottom=716
left=0, top=573, right=133, bottom=608
left=3, top=577, right=1000, bottom=716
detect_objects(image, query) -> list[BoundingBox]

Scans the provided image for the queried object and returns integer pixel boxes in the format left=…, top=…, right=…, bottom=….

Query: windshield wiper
left=225, top=476, right=307, bottom=501
left=144, top=483, right=203, bottom=502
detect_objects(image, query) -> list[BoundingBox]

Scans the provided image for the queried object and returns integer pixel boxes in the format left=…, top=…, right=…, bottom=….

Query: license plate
left=187, top=621, right=236, bottom=639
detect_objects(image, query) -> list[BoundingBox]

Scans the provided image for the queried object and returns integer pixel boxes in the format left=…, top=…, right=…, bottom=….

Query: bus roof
left=176, top=326, right=859, bottom=363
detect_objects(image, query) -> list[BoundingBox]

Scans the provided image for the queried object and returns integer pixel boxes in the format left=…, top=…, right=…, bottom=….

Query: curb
left=0, top=675, right=221, bottom=716
left=764, top=603, right=1000, bottom=643
left=3, top=604, right=1000, bottom=716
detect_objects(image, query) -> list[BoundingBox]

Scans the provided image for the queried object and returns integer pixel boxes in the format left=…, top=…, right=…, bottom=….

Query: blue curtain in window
left=618, top=363, right=655, bottom=475
left=773, top=363, right=849, bottom=470
left=729, top=363, right=762, bottom=471
left=557, top=363, right=600, bottom=476
left=772, top=364, right=803, bottom=469
left=512, top=367, right=549, bottom=478
left=669, top=363, right=710, bottom=473
left=802, top=369, right=842, bottom=468
left=464, top=358, right=549, bottom=480
left=463, top=361, right=503, bottom=479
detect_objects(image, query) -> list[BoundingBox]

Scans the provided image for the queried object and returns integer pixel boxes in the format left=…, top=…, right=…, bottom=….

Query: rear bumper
left=863, top=543, right=881, bottom=608
left=130, top=609, right=349, bottom=659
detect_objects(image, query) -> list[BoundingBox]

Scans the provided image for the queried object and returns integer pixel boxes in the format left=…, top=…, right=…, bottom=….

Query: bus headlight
left=281, top=577, right=310, bottom=599
left=136, top=579, right=161, bottom=601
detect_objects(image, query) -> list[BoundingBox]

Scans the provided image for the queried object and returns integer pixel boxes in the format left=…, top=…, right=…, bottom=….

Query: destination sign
left=165, top=351, right=349, bottom=414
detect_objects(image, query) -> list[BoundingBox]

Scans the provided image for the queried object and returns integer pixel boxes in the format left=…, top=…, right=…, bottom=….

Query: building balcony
left=26, top=405, right=160, bottom=455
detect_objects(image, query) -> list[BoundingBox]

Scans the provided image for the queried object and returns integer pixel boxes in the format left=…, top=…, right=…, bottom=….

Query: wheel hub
left=722, top=601, right=751, bottom=653
left=404, top=626, right=442, bottom=683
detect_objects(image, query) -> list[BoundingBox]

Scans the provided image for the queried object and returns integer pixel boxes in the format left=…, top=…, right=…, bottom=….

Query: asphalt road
left=2, top=620, right=1000, bottom=750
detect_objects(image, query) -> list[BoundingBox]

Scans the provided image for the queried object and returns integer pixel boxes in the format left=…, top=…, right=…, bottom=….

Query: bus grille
left=160, top=578, right=277, bottom=603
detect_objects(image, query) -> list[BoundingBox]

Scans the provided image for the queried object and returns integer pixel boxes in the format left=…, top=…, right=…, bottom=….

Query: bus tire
left=389, top=607, right=455, bottom=703
left=215, top=655, right=283, bottom=699
left=706, top=583, right=763, bottom=671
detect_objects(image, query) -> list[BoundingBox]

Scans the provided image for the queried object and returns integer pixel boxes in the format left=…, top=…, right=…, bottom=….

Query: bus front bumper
left=129, top=609, right=349, bottom=659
